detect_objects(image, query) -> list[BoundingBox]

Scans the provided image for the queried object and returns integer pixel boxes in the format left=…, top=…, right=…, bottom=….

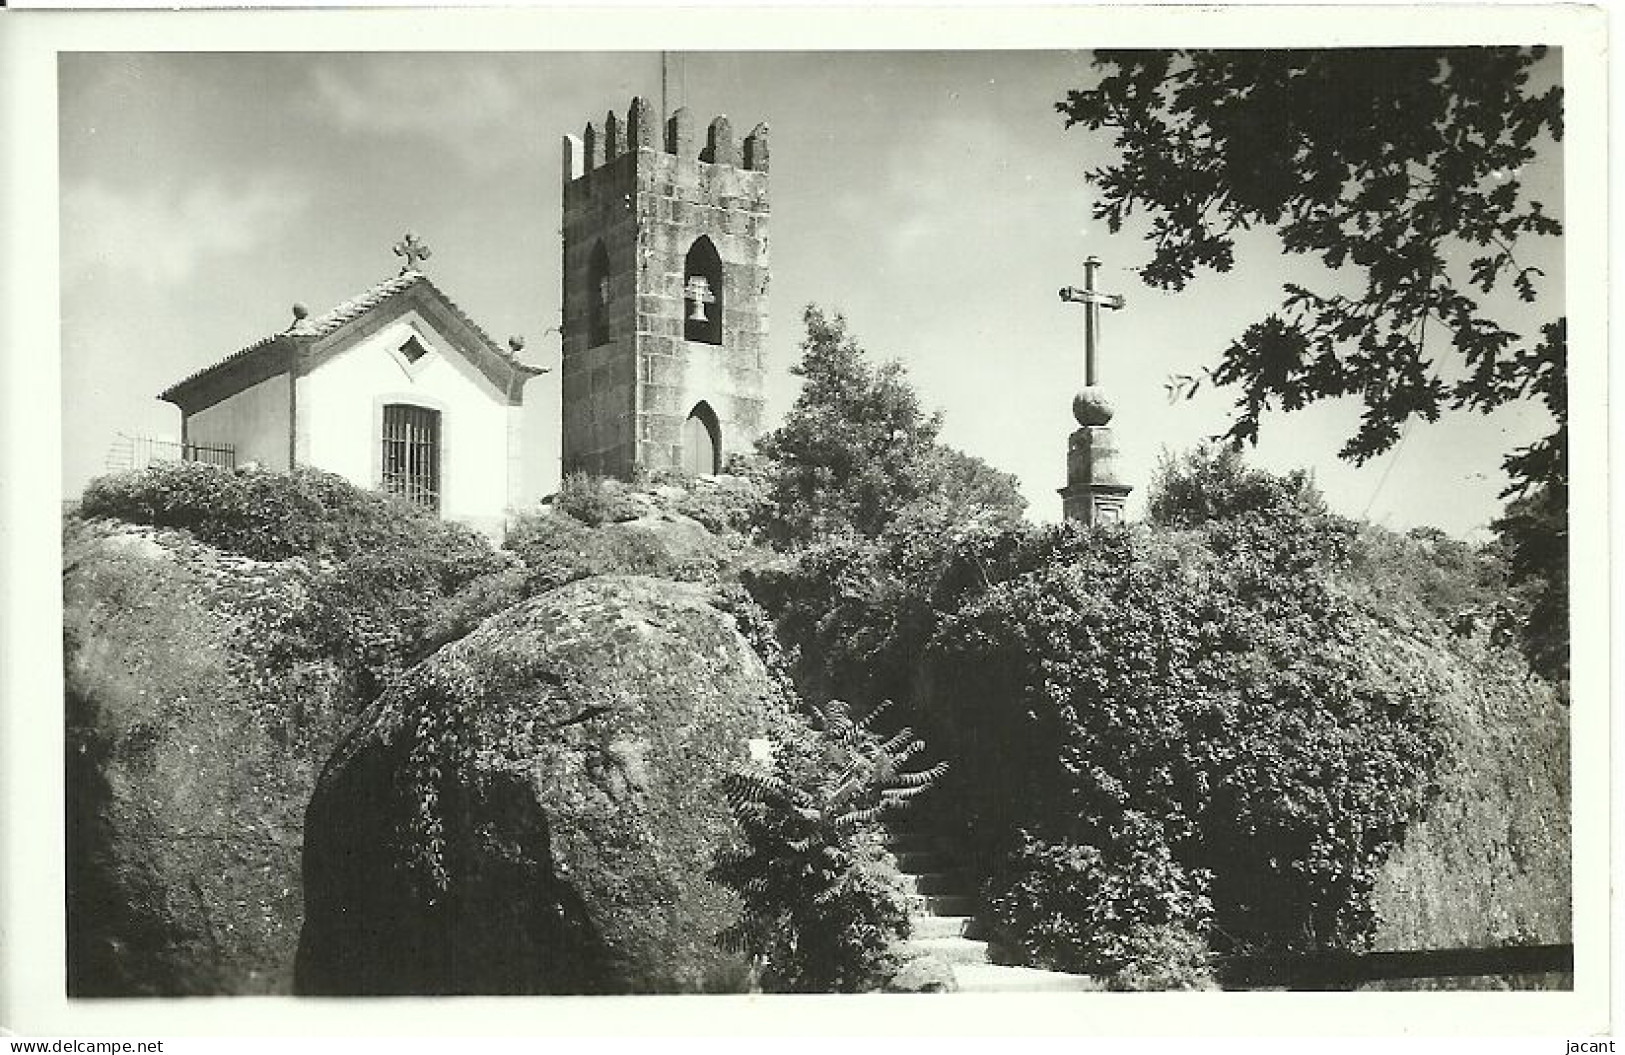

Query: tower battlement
left=558, top=98, right=771, bottom=480
left=563, top=97, right=769, bottom=181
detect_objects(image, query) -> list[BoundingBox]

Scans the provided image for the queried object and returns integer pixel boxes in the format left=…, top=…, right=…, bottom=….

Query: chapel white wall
left=295, top=311, right=515, bottom=533
left=187, top=374, right=291, bottom=470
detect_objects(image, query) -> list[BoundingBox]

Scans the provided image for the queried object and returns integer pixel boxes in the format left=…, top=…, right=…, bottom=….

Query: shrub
left=1490, top=481, right=1569, bottom=683
left=742, top=500, right=1020, bottom=711
left=79, top=462, right=502, bottom=578
left=505, top=510, right=726, bottom=594
left=1147, top=444, right=1327, bottom=530
left=1343, top=524, right=1511, bottom=635
left=1371, top=635, right=1570, bottom=956
left=1103, top=925, right=1218, bottom=992
left=419, top=564, right=528, bottom=654
left=754, top=449, right=1449, bottom=960
left=927, top=525, right=1441, bottom=953
left=78, top=464, right=513, bottom=703
left=710, top=700, right=942, bottom=993
left=551, top=471, right=642, bottom=527
left=645, top=469, right=770, bottom=538
left=987, top=816, right=1212, bottom=973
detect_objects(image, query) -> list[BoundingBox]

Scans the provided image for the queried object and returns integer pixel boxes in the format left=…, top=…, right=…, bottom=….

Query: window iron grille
left=381, top=404, right=441, bottom=511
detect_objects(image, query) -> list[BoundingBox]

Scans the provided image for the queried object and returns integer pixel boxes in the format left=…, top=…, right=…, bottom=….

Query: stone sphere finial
left=291, top=302, right=310, bottom=321
left=508, top=335, right=526, bottom=353
left=1073, top=385, right=1115, bottom=427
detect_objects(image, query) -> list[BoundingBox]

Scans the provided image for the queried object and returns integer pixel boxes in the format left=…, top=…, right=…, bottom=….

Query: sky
left=58, top=49, right=1565, bottom=539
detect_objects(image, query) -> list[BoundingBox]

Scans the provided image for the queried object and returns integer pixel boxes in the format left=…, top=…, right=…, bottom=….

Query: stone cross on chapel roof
left=393, top=231, right=433, bottom=274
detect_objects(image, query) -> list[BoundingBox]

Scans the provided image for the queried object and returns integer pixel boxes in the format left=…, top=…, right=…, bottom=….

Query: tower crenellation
left=666, top=107, right=695, bottom=158
left=560, top=97, right=770, bottom=478
left=743, top=122, right=769, bottom=173
left=703, top=116, right=737, bottom=167
left=628, top=96, right=655, bottom=150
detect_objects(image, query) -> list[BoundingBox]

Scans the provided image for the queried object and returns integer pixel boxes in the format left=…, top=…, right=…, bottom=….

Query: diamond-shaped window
left=399, top=335, right=430, bottom=364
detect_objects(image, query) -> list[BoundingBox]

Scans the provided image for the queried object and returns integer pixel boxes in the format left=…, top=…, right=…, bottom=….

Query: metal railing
left=105, top=433, right=236, bottom=473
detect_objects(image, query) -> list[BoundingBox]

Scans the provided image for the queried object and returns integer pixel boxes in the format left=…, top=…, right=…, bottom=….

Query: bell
left=685, top=275, right=714, bottom=322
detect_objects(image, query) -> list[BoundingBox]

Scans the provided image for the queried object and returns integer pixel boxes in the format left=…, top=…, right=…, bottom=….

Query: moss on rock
left=64, top=520, right=355, bottom=995
left=296, top=575, right=793, bottom=994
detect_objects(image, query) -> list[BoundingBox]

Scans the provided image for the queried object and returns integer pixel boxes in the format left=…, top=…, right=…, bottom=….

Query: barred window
left=381, top=403, right=441, bottom=511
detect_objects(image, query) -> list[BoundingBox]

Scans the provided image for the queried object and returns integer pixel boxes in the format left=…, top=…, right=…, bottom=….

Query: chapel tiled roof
left=159, top=270, right=543, bottom=403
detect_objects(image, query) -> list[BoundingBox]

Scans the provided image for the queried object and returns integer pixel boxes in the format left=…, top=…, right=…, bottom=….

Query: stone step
left=904, top=892, right=977, bottom=917
left=952, top=963, right=1102, bottom=993
left=894, top=849, right=950, bottom=874
left=901, top=871, right=970, bottom=896
left=961, top=917, right=993, bottom=941
left=909, top=914, right=973, bottom=940
left=885, top=832, right=940, bottom=855
left=905, top=936, right=991, bottom=967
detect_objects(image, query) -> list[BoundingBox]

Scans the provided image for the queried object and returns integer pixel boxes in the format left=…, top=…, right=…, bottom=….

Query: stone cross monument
left=1057, top=256, right=1132, bottom=524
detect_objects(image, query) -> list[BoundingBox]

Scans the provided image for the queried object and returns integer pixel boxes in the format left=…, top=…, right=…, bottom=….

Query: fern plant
left=711, top=699, right=946, bottom=992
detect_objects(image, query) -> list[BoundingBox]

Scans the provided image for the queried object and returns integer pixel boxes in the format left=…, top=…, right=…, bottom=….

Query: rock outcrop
left=64, top=520, right=354, bottom=995
left=296, top=575, right=789, bottom=995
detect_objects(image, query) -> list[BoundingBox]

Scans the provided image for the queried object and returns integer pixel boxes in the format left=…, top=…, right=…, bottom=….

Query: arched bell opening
left=682, top=237, right=723, bottom=346
left=587, top=241, right=611, bottom=347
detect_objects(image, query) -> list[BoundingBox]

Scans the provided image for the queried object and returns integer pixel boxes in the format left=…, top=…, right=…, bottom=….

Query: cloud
left=62, top=175, right=311, bottom=287
left=308, top=59, right=531, bottom=167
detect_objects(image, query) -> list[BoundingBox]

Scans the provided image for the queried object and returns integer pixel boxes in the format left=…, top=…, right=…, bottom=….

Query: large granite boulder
left=64, top=520, right=354, bottom=995
left=295, top=575, right=790, bottom=995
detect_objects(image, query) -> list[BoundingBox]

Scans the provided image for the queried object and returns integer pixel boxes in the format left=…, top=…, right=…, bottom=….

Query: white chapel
left=157, top=235, right=543, bottom=536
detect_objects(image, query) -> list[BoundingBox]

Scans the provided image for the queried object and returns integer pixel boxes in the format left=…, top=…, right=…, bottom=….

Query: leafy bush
left=1343, top=524, right=1511, bottom=635
left=78, top=463, right=513, bottom=702
left=710, top=700, right=942, bottom=993
left=988, top=816, right=1211, bottom=973
left=742, top=499, right=1021, bottom=712
left=1370, top=635, right=1570, bottom=958
left=1103, top=925, right=1218, bottom=992
left=80, top=462, right=502, bottom=576
left=927, top=519, right=1441, bottom=954
left=419, top=564, right=528, bottom=654
left=505, top=510, right=727, bottom=594
left=1491, top=481, right=1569, bottom=683
left=753, top=450, right=1453, bottom=963
left=1147, top=444, right=1328, bottom=530
left=552, top=471, right=644, bottom=527
left=646, top=468, right=770, bottom=538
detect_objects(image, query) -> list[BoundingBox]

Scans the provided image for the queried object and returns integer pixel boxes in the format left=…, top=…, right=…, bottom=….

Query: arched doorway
left=683, top=401, right=721, bottom=476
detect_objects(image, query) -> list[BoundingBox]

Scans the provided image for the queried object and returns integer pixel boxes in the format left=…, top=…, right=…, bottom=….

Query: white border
left=0, top=3, right=1610, bottom=1039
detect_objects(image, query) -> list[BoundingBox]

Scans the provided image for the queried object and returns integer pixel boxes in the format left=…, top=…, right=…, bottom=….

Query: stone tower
left=560, top=98, right=770, bottom=478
